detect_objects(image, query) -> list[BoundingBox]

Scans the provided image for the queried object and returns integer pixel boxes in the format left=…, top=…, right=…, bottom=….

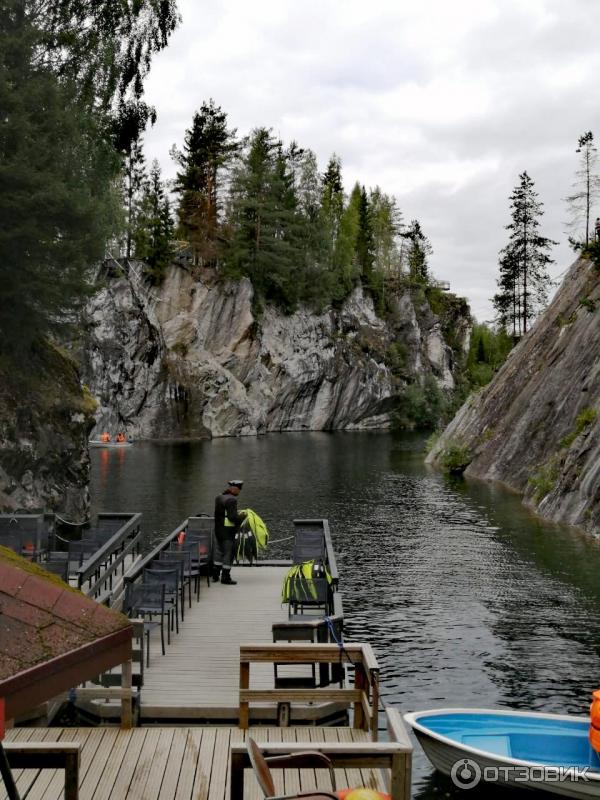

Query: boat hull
left=89, top=440, right=133, bottom=448
left=405, top=709, right=600, bottom=799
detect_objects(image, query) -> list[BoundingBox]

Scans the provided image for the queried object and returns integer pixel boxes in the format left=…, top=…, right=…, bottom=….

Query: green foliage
left=393, top=376, right=448, bottom=430
left=172, top=99, right=237, bottom=267
left=576, top=407, right=598, bottom=429
left=528, top=455, right=561, bottom=501
left=402, top=219, right=432, bottom=283
left=0, top=6, right=121, bottom=352
left=465, top=324, right=513, bottom=388
left=493, top=171, right=556, bottom=336
left=440, top=442, right=472, bottom=475
left=579, top=296, right=598, bottom=312
left=565, top=132, right=600, bottom=247
left=133, top=160, right=174, bottom=283
left=385, top=342, right=408, bottom=377
left=424, top=431, right=440, bottom=454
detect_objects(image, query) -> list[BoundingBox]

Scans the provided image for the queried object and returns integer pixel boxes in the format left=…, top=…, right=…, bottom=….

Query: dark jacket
left=214, top=490, right=244, bottom=538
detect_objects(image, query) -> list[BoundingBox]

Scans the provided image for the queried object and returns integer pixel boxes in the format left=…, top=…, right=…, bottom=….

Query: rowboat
left=404, top=708, right=600, bottom=798
left=89, top=439, right=133, bottom=448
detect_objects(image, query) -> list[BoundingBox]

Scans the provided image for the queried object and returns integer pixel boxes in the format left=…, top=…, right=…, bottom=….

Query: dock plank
left=141, top=568, right=290, bottom=718
left=2, top=726, right=382, bottom=800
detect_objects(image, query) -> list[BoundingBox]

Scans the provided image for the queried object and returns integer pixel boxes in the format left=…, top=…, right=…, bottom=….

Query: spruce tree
left=172, top=99, right=237, bottom=267
left=321, top=155, right=345, bottom=265
left=134, top=160, right=174, bottom=283
left=494, top=171, right=555, bottom=335
left=402, top=220, right=432, bottom=283
left=565, top=131, right=600, bottom=246
left=334, top=183, right=362, bottom=300
left=225, top=128, right=303, bottom=308
left=123, top=137, right=147, bottom=258
left=356, top=186, right=375, bottom=283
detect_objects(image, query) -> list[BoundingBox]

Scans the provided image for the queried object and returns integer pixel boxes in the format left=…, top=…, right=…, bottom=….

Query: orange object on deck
left=590, top=689, right=600, bottom=753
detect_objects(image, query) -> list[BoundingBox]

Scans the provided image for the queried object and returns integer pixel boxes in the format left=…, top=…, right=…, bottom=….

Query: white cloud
left=143, top=0, right=600, bottom=320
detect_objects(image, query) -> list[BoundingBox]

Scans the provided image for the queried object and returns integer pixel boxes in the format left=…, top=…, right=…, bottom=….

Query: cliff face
left=428, top=257, right=600, bottom=536
left=82, top=261, right=470, bottom=439
left=0, top=342, right=95, bottom=518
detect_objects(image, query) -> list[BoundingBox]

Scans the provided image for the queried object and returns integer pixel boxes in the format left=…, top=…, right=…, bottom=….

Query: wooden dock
left=2, top=726, right=386, bottom=800
left=139, top=567, right=291, bottom=721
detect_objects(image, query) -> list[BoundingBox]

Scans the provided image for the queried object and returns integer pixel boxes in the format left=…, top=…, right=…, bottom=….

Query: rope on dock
left=55, top=513, right=91, bottom=527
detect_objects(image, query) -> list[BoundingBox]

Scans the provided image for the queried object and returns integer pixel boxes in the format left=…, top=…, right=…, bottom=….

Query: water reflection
left=90, top=432, right=600, bottom=798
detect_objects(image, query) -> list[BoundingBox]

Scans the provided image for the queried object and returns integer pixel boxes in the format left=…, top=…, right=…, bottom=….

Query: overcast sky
left=143, top=0, right=600, bottom=321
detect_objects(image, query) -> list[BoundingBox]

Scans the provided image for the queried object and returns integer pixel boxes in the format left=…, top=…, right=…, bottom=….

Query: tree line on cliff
left=122, top=99, right=435, bottom=313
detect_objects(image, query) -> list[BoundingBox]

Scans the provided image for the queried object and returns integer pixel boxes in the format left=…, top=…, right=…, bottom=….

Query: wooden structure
left=1, top=722, right=410, bottom=800
left=232, top=709, right=412, bottom=800
left=239, top=644, right=379, bottom=739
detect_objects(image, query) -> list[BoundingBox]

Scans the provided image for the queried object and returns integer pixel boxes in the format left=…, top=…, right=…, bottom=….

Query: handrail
left=84, top=530, right=142, bottom=599
left=76, top=513, right=142, bottom=588
left=230, top=707, right=412, bottom=800
left=239, top=642, right=380, bottom=740
left=123, top=519, right=188, bottom=586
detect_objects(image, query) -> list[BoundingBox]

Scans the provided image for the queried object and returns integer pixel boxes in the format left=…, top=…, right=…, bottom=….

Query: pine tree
left=494, top=171, right=555, bottom=336
left=402, top=220, right=432, bottom=283
left=172, top=99, right=237, bottom=267
left=565, top=131, right=600, bottom=246
left=134, top=160, right=174, bottom=283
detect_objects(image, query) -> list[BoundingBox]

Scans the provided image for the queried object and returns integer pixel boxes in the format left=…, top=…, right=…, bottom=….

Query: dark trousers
left=214, top=531, right=235, bottom=570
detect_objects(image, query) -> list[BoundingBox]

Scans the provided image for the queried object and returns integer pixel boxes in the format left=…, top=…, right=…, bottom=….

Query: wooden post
left=370, top=671, right=379, bottom=742
left=230, top=751, right=245, bottom=800
left=390, top=752, right=407, bottom=800
left=121, top=660, right=132, bottom=729
left=353, top=665, right=365, bottom=730
left=0, top=743, right=20, bottom=800
left=64, top=749, right=80, bottom=800
left=239, top=660, right=250, bottom=729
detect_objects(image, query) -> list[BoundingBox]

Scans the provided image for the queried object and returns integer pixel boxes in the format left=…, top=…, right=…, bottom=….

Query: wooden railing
left=230, top=707, right=412, bottom=800
left=239, top=643, right=380, bottom=739
left=76, top=513, right=142, bottom=596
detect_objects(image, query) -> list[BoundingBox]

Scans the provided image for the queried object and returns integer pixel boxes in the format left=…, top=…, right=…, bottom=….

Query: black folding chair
left=123, top=582, right=167, bottom=665
left=159, top=550, right=193, bottom=608
left=143, top=567, right=180, bottom=636
left=292, top=530, right=325, bottom=564
left=185, top=530, right=212, bottom=587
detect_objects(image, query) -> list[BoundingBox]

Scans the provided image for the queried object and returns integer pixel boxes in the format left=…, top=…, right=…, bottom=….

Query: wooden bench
left=230, top=708, right=412, bottom=800
left=3, top=742, right=80, bottom=800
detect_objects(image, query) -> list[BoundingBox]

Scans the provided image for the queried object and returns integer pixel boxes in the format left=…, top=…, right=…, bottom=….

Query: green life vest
left=281, top=559, right=332, bottom=603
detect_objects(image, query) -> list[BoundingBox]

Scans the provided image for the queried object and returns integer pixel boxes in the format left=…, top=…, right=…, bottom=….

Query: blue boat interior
left=419, top=712, right=600, bottom=770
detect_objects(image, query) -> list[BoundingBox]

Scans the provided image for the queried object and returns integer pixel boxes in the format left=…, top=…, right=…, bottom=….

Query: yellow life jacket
left=240, top=509, right=269, bottom=552
left=281, top=559, right=332, bottom=603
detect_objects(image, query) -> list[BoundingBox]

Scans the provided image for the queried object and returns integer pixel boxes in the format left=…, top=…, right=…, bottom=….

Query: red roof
left=0, top=546, right=132, bottom=720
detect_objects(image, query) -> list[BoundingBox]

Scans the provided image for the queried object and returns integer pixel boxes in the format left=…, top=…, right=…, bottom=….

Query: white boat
left=89, top=440, right=133, bottom=448
left=404, top=708, right=600, bottom=798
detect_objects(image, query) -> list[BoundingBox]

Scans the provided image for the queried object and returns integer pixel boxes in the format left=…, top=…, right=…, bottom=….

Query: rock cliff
left=427, top=257, right=600, bottom=536
left=83, top=261, right=470, bottom=439
left=0, top=341, right=95, bottom=517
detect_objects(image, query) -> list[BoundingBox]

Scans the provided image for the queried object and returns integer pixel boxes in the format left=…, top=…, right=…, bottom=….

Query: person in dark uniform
left=213, top=479, right=246, bottom=585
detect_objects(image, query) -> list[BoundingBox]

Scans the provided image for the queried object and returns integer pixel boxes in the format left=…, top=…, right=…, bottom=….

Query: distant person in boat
left=100, top=432, right=111, bottom=443
left=213, top=480, right=247, bottom=585
left=596, top=218, right=600, bottom=242
left=116, top=432, right=126, bottom=443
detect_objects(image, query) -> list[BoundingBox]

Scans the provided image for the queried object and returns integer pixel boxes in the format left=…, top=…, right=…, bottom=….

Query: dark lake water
left=90, top=432, right=600, bottom=799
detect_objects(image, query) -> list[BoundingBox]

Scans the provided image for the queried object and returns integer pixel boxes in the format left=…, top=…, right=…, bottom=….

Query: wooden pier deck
left=140, top=567, right=291, bottom=721
left=2, top=726, right=386, bottom=800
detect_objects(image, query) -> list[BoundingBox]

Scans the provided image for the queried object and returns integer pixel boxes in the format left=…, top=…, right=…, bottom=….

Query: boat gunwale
left=404, top=707, right=600, bottom=779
